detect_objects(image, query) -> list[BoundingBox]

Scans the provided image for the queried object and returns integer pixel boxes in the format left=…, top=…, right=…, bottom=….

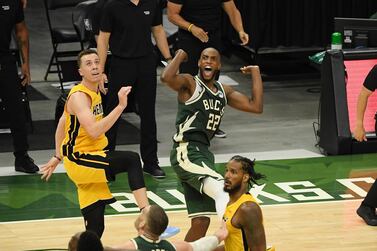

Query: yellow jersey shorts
left=63, top=150, right=144, bottom=214
left=64, top=150, right=115, bottom=213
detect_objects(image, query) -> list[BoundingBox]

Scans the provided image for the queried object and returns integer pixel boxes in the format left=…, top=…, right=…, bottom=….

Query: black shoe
left=15, top=155, right=39, bottom=174
left=214, top=128, right=227, bottom=138
left=143, top=165, right=166, bottom=179
left=356, top=205, right=377, bottom=226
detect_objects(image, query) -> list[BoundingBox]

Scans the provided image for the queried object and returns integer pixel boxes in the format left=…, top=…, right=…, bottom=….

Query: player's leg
left=82, top=203, right=105, bottom=238
left=69, top=151, right=149, bottom=208
left=171, top=142, right=222, bottom=239
left=106, top=150, right=148, bottom=209
left=202, top=177, right=229, bottom=220
left=181, top=182, right=214, bottom=241
left=173, top=142, right=228, bottom=218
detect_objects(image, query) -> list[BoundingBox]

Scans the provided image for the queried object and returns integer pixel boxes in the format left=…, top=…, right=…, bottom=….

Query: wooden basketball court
left=1, top=152, right=377, bottom=250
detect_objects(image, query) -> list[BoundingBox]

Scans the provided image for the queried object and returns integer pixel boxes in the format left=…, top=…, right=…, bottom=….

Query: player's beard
left=223, top=182, right=242, bottom=194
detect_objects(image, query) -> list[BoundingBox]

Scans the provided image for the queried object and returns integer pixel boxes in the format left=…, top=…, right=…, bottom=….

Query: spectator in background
left=92, top=0, right=107, bottom=42
left=353, top=65, right=377, bottom=226
left=0, top=0, right=39, bottom=173
left=167, top=0, right=249, bottom=138
left=97, top=0, right=172, bottom=179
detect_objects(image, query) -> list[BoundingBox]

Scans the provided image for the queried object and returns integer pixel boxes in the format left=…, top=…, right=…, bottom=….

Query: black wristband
left=165, top=57, right=172, bottom=61
left=54, top=155, right=62, bottom=161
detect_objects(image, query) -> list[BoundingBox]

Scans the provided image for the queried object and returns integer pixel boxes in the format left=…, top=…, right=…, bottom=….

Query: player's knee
left=128, top=151, right=142, bottom=168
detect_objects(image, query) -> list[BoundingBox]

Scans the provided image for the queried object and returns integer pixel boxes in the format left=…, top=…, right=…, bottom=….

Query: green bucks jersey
left=131, top=235, right=176, bottom=251
left=173, top=75, right=227, bottom=146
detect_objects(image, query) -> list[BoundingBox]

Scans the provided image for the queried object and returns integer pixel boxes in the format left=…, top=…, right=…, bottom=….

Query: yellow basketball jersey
left=223, top=193, right=259, bottom=251
left=60, top=83, right=113, bottom=210
left=61, top=83, right=108, bottom=156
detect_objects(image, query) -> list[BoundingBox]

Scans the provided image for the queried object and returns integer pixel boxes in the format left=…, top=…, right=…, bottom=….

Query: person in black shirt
left=167, top=0, right=249, bottom=138
left=92, top=0, right=107, bottom=42
left=0, top=0, right=39, bottom=173
left=354, top=65, right=377, bottom=226
left=97, top=0, right=172, bottom=179
left=167, top=0, right=248, bottom=75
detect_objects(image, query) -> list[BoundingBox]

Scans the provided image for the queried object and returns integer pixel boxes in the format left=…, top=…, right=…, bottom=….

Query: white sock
left=202, top=177, right=229, bottom=220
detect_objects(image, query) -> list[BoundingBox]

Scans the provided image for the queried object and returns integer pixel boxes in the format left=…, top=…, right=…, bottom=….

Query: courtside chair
left=43, top=0, right=86, bottom=90
left=72, top=0, right=98, bottom=49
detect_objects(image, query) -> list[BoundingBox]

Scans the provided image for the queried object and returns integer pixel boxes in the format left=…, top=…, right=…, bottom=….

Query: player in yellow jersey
left=215, top=155, right=275, bottom=251
left=41, top=49, right=149, bottom=238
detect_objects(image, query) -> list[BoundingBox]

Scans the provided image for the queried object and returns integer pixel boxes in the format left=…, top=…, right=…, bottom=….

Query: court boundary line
left=0, top=149, right=323, bottom=177
left=0, top=198, right=360, bottom=225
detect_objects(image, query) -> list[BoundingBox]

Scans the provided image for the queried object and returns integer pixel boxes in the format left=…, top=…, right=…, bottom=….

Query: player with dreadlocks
left=217, top=155, right=275, bottom=251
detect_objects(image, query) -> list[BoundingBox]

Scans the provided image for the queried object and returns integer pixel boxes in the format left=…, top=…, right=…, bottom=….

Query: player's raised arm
left=224, top=65, right=263, bottom=114
left=160, top=49, right=195, bottom=95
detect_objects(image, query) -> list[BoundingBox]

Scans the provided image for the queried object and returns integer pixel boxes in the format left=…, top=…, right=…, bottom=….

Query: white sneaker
left=214, top=129, right=227, bottom=138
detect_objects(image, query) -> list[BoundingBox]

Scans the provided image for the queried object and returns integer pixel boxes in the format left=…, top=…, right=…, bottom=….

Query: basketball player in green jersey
left=113, top=205, right=228, bottom=251
left=160, top=48, right=263, bottom=241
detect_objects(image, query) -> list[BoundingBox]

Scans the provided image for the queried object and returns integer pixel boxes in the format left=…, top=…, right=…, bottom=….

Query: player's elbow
left=160, top=71, right=171, bottom=84
left=250, top=104, right=263, bottom=114
left=254, top=106, right=263, bottom=114
left=251, top=100, right=263, bottom=114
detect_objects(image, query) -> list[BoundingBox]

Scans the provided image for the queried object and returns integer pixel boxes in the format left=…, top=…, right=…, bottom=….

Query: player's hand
left=21, top=63, right=31, bottom=86
left=354, top=126, right=367, bottom=142
left=117, top=86, right=132, bottom=109
left=238, top=31, right=249, bottom=45
left=41, top=157, right=60, bottom=181
left=191, top=25, right=209, bottom=43
left=99, top=72, right=108, bottom=95
left=175, top=49, right=188, bottom=62
left=215, top=221, right=228, bottom=242
left=240, top=65, right=260, bottom=75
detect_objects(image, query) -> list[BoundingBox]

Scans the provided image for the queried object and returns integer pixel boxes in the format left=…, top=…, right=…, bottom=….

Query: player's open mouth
left=203, top=66, right=213, bottom=78
left=204, top=66, right=212, bottom=71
